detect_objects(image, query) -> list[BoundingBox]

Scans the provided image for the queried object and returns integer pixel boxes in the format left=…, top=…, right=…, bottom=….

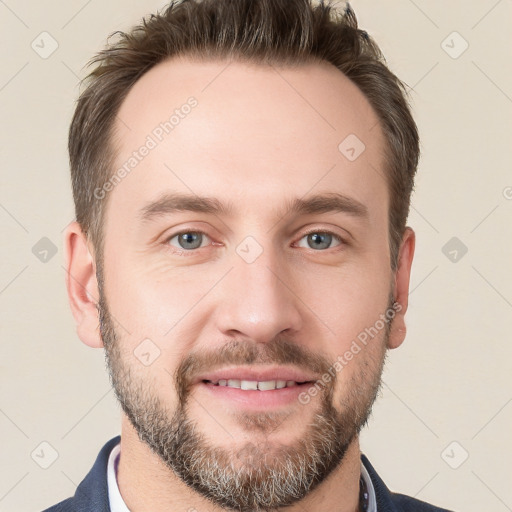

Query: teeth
left=257, top=380, right=277, bottom=391
left=211, top=379, right=304, bottom=390
left=241, top=380, right=258, bottom=390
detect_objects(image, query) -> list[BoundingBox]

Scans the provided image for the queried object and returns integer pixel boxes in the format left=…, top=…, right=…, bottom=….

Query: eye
left=296, top=230, right=344, bottom=251
left=166, top=230, right=211, bottom=251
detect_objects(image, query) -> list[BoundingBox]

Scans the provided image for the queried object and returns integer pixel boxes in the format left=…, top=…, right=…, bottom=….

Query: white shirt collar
left=107, top=441, right=377, bottom=512
left=107, top=442, right=130, bottom=512
left=360, top=456, right=378, bottom=512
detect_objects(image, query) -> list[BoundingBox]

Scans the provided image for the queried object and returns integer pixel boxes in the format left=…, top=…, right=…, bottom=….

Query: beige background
left=1, top=1, right=511, bottom=511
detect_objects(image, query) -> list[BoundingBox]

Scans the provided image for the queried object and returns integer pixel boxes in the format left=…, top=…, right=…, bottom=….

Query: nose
left=212, top=247, right=303, bottom=344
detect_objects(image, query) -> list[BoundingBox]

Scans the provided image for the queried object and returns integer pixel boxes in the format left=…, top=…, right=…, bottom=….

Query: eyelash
left=163, top=228, right=347, bottom=256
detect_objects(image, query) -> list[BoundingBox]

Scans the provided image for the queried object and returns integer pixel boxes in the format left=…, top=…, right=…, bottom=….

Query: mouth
left=195, top=367, right=319, bottom=409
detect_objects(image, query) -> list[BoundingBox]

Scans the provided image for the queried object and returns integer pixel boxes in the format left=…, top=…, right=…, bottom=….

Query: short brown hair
left=69, top=0, right=419, bottom=271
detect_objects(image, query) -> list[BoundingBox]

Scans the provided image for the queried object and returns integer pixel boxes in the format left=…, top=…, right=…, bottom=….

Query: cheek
left=302, top=262, right=392, bottom=344
left=104, top=254, right=197, bottom=332
left=103, top=257, right=230, bottom=377
left=325, top=304, right=388, bottom=407
left=300, top=261, right=391, bottom=397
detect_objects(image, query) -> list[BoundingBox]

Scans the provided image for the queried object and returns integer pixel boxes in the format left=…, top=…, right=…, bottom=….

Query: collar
left=107, top=442, right=130, bottom=512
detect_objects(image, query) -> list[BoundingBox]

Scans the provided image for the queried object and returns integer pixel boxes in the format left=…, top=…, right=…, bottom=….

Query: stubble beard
left=98, top=288, right=389, bottom=511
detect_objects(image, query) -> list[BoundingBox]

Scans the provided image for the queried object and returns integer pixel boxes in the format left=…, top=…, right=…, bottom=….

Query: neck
left=116, top=415, right=362, bottom=512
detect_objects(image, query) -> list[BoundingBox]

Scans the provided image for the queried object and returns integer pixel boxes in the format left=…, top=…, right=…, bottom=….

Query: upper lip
left=195, top=366, right=319, bottom=384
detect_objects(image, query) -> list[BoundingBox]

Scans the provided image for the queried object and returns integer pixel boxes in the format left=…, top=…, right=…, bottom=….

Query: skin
left=65, top=56, right=415, bottom=512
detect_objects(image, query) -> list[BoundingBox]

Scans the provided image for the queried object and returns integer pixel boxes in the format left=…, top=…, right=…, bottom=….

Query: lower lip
left=197, top=381, right=314, bottom=409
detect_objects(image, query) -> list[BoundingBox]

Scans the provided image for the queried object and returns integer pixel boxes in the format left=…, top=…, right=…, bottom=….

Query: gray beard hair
left=98, top=289, right=389, bottom=511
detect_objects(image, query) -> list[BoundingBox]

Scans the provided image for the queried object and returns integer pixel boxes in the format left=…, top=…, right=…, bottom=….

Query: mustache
left=174, top=338, right=334, bottom=405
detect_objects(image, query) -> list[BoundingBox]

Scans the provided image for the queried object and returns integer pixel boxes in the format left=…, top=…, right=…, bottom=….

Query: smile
left=202, top=379, right=310, bottom=391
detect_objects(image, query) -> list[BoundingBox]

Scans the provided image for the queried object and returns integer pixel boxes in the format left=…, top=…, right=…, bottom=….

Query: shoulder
left=361, top=454, right=454, bottom=512
left=41, top=497, right=74, bottom=512
left=40, top=436, right=121, bottom=512
left=388, top=492, right=454, bottom=512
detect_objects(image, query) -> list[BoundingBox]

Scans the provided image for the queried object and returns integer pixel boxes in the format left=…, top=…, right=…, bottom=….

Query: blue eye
left=296, top=231, right=343, bottom=250
left=167, top=231, right=210, bottom=251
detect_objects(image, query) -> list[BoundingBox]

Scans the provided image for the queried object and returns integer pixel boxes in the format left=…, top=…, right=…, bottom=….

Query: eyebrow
left=139, top=192, right=368, bottom=224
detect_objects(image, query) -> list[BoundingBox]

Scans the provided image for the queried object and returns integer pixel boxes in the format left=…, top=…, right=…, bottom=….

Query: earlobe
left=64, top=222, right=104, bottom=348
left=387, top=227, right=415, bottom=350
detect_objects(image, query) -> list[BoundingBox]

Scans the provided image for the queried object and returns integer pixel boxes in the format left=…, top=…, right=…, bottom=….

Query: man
left=44, top=0, right=453, bottom=510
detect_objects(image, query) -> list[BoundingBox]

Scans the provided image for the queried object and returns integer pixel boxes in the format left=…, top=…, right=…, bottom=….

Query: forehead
left=108, top=56, right=387, bottom=225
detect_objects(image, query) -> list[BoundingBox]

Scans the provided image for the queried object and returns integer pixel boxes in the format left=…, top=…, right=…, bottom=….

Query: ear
left=64, top=221, right=104, bottom=348
left=387, top=227, right=415, bottom=349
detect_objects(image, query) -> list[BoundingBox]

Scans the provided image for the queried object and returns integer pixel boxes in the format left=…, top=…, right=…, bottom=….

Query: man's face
left=97, top=57, right=401, bottom=510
